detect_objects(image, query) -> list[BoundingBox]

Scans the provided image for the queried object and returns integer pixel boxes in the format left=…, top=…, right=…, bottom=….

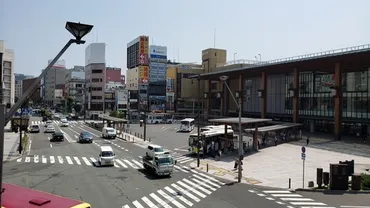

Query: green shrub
left=21, top=134, right=28, bottom=150
left=361, top=173, right=370, bottom=190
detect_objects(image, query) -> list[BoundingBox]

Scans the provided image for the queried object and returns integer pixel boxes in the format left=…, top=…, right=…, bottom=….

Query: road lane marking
left=178, top=158, right=193, bottom=164
left=123, top=159, right=138, bottom=169
left=158, top=189, right=186, bottom=208
left=65, top=156, right=73, bottom=164
left=132, top=200, right=144, bottom=208
left=90, top=157, right=97, bottom=163
left=25, top=156, right=30, bottom=163
left=115, top=159, right=128, bottom=168
left=266, top=197, right=275, bottom=200
left=141, top=196, right=158, bottom=208
left=42, top=155, right=47, bottom=163
left=173, top=165, right=189, bottom=173
left=82, top=157, right=92, bottom=166
left=272, top=194, right=302, bottom=197
left=263, top=190, right=291, bottom=194
left=164, top=186, right=193, bottom=207
left=281, top=198, right=314, bottom=201
left=290, top=202, right=327, bottom=206
left=149, top=193, right=171, bottom=208
left=50, top=156, right=55, bottom=164
left=16, top=158, right=22, bottom=162
left=171, top=183, right=200, bottom=202
left=34, top=155, right=39, bottom=163
left=59, top=130, right=72, bottom=142
left=183, top=178, right=211, bottom=195
left=73, top=157, right=81, bottom=165
left=177, top=181, right=206, bottom=198
left=190, top=178, right=216, bottom=191
left=50, top=144, right=53, bottom=148
left=131, top=159, right=143, bottom=168
left=57, top=156, right=64, bottom=164
left=192, top=174, right=221, bottom=188
left=122, top=205, right=130, bottom=208
left=195, top=172, right=225, bottom=185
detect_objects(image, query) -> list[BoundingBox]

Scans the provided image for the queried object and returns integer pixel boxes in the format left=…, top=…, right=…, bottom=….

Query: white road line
left=34, top=155, right=39, bottom=163
left=16, top=158, right=22, bottom=162
left=50, top=156, right=55, bottom=164
left=248, top=190, right=255, bottom=193
left=290, top=202, right=327, bottom=206
left=47, top=137, right=50, bottom=141
left=266, top=197, right=275, bottom=200
left=65, top=156, right=73, bottom=164
left=177, top=180, right=206, bottom=198
left=196, top=172, right=225, bottom=185
left=272, top=194, right=302, bottom=197
left=263, top=190, right=291, bottom=194
left=164, top=186, right=193, bottom=207
left=302, top=207, right=336, bottom=208
left=183, top=178, right=211, bottom=195
left=50, top=144, right=53, bottom=148
left=132, top=200, right=144, bottom=208
left=115, top=159, right=128, bottom=168
left=73, top=157, right=81, bottom=165
left=132, top=160, right=143, bottom=168
left=257, top=193, right=266, bottom=196
left=190, top=178, right=216, bottom=191
left=173, top=165, right=189, bottom=173
left=158, top=189, right=186, bottom=208
left=340, top=206, right=370, bottom=208
left=281, top=198, right=314, bottom=201
left=25, top=157, right=30, bottom=163
left=114, top=162, right=120, bottom=168
left=141, top=196, right=158, bottom=208
left=149, top=193, right=171, bottom=208
left=123, top=159, right=138, bottom=169
left=57, top=156, right=64, bottom=164
left=276, top=201, right=285, bottom=205
left=171, top=183, right=200, bottom=202
left=192, top=174, right=221, bottom=188
left=42, top=155, right=47, bottom=163
left=90, top=157, right=97, bottom=163
left=82, top=157, right=92, bottom=166
left=60, top=130, right=72, bottom=142
left=179, top=158, right=193, bottom=164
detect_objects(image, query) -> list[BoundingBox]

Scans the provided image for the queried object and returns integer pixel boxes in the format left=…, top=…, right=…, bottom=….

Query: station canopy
left=208, top=117, right=272, bottom=125
left=244, top=122, right=302, bottom=133
left=98, top=114, right=128, bottom=123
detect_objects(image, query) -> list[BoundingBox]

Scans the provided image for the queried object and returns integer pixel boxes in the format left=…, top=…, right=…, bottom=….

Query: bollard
left=206, top=163, right=209, bottom=172
left=289, top=178, right=291, bottom=189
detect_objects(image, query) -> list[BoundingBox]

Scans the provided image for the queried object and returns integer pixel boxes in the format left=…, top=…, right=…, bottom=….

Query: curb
left=294, top=188, right=370, bottom=193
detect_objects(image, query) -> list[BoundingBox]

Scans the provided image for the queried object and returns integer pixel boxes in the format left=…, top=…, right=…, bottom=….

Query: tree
left=109, top=111, right=118, bottom=117
left=117, top=112, right=125, bottom=119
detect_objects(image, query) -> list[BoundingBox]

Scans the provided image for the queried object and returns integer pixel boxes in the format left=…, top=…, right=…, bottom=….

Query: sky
left=0, top=0, right=369, bottom=77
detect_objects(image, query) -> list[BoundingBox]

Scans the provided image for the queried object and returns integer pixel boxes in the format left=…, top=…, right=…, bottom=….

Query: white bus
left=188, top=128, right=234, bottom=155
left=179, top=118, right=195, bottom=132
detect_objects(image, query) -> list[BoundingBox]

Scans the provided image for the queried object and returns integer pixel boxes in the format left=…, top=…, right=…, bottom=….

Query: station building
left=196, top=44, right=370, bottom=140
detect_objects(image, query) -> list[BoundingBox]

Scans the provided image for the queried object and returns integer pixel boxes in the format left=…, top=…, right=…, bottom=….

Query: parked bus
left=179, top=118, right=195, bottom=132
left=188, top=128, right=234, bottom=155
left=1, top=183, right=91, bottom=208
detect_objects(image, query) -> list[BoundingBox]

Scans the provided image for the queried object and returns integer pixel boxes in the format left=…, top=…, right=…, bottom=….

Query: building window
left=211, top=82, right=218, bottom=90
left=92, top=70, right=103, bottom=74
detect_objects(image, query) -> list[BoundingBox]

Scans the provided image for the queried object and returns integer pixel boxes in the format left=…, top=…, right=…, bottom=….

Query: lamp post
left=219, top=75, right=243, bottom=183
left=0, top=21, right=93, bottom=206
left=233, top=52, right=237, bottom=63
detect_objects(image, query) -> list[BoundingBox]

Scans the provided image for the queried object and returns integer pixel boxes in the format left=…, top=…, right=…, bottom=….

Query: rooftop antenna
left=177, top=46, right=180, bottom=62
left=213, top=28, right=216, bottom=48
left=173, top=44, right=176, bottom=62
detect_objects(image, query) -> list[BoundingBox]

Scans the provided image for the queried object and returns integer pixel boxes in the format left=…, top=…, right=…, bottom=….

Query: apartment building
left=0, top=40, right=15, bottom=107
left=14, top=73, right=34, bottom=100
left=65, top=66, right=85, bottom=105
left=85, top=43, right=106, bottom=119
left=105, top=81, right=124, bottom=113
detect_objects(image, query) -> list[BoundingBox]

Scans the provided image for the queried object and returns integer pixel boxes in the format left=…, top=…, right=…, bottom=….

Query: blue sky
left=1, top=0, right=369, bottom=76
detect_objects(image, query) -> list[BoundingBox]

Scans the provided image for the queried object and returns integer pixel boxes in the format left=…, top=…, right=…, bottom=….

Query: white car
left=44, top=125, right=55, bottom=133
left=61, top=121, right=69, bottom=127
left=145, top=144, right=168, bottom=158
left=44, top=120, right=53, bottom=127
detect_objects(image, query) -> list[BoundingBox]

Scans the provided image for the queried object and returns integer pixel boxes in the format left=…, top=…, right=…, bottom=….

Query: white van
left=99, top=146, right=115, bottom=166
left=102, top=127, right=116, bottom=139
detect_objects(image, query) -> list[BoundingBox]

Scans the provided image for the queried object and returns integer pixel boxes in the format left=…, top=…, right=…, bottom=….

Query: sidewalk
left=3, top=122, right=21, bottom=162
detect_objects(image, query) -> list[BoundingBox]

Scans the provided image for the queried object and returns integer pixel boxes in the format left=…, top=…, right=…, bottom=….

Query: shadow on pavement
left=137, top=168, right=172, bottom=180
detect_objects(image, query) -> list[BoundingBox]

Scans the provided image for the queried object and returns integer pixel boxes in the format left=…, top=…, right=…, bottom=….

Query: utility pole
left=143, top=85, right=150, bottom=141
left=197, top=77, right=201, bottom=167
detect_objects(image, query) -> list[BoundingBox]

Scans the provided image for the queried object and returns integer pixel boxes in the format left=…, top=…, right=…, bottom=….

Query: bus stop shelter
left=98, top=114, right=128, bottom=133
left=208, top=117, right=272, bottom=151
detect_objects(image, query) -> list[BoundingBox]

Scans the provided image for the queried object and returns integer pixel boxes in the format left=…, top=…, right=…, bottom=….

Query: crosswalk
left=31, top=121, right=84, bottom=125
left=122, top=171, right=225, bottom=208
left=15, top=155, right=192, bottom=173
left=248, top=189, right=335, bottom=208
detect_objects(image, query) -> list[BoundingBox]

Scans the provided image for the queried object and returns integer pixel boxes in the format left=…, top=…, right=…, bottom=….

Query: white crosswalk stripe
left=120, top=173, right=224, bottom=208
left=256, top=190, right=331, bottom=207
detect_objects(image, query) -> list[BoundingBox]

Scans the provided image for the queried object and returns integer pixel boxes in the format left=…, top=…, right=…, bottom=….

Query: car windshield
left=82, top=132, right=91, bottom=137
left=101, top=151, right=114, bottom=157
left=32, top=125, right=39, bottom=128
left=107, top=129, right=115, bottom=133
left=154, top=147, right=164, bottom=152
left=157, top=157, right=173, bottom=165
left=54, top=133, right=63, bottom=136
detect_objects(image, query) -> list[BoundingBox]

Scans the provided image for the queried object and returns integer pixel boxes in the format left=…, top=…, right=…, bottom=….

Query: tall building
left=22, top=78, right=41, bottom=104
left=105, top=67, right=122, bottom=113
left=85, top=43, right=106, bottom=119
left=149, top=45, right=167, bottom=113
left=14, top=73, right=34, bottom=101
left=0, top=40, right=15, bottom=107
left=65, top=66, right=85, bottom=106
left=126, top=36, right=149, bottom=118
left=42, top=60, right=67, bottom=107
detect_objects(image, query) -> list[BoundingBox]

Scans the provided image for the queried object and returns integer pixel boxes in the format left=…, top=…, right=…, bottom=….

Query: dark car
left=78, top=131, right=93, bottom=143
left=51, top=132, right=64, bottom=142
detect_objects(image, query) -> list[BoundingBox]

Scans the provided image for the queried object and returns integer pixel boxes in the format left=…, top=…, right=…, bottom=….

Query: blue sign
left=150, top=54, right=167, bottom=60
left=301, top=153, right=306, bottom=160
left=14, top=108, right=31, bottom=116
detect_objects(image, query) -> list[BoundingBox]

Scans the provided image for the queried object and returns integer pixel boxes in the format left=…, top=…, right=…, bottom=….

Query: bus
left=1, top=183, right=91, bottom=208
left=179, top=118, right=195, bottom=132
left=188, top=128, right=234, bottom=155
left=146, top=113, right=174, bottom=124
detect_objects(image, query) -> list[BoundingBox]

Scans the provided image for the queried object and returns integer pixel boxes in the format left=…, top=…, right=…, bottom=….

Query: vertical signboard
left=139, top=36, right=149, bottom=66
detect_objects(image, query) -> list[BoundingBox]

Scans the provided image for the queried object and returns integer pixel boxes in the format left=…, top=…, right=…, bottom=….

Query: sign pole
left=301, top=146, right=306, bottom=189
left=302, top=159, right=305, bottom=188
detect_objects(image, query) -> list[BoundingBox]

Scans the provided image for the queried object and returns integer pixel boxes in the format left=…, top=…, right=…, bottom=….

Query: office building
left=42, top=59, right=67, bottom=107
left=105, top=81, right=125, bottom=113
left=22, top=77, right=41, bottom=104
left=14, top=73, right=34, bottom=100
left=149, top=45, right=167, bottom=113
left=85, top=43, right=106, bottom=119
left=65, top=66, right=85, bottom=106
left=0, top=40, right=15, bottom=107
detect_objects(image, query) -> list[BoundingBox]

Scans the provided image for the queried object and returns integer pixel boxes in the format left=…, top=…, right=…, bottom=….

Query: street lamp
left=219, top=75, right=243, bottom=183
left=0, top=21, right=93, bottom=206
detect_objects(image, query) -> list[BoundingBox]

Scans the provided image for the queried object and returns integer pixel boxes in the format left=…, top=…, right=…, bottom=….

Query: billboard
left=116, top=89, right=128, bottom=105
left=166, top=78, right=174, bottom=92
left=166, top=92, right=175, bottom=111
left=139, top=36, right=149, bottom=65
left=150, top=45, right=167, bottom=60
left=138, top=66, right=149, bottom=84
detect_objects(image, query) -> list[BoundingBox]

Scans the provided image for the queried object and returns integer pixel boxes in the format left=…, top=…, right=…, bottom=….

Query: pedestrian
left=306, top=136, right=310, bottom=146
left=234, top=158, right=238, bottom=170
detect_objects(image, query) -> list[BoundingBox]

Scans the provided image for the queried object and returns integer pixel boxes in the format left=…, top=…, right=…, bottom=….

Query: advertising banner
left=139, top=36, right=149, bottom=65
left=166, top=78, right=174, bottom=92
left=138, top=66, right=149, bottom=84
left=150, top=45, right=167, bottom=60
left=166, top=92, right=175, bottom=111
left=116, top=89, right=128, bottom=105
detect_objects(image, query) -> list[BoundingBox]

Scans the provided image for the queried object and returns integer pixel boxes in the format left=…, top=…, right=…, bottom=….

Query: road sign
left=301, top=146, right=306, bottom=153
left=301, top=153, right=306, bottom=160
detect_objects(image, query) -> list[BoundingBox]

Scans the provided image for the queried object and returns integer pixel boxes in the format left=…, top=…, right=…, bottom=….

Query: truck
left=142, top=152, right=174, bottom=176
